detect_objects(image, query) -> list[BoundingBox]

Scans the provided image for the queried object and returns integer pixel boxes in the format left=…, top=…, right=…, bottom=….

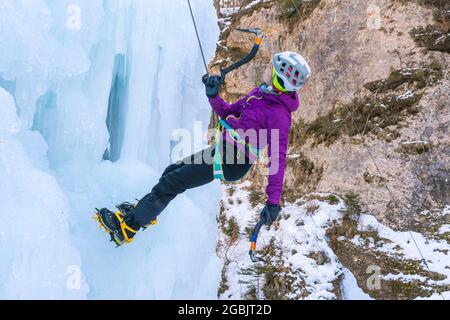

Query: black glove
left=202, top=74, right=223, bottom=99
left=260, top=203, right=281, bottom=226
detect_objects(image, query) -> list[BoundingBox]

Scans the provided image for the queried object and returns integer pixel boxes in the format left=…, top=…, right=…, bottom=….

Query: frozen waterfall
left=0, top=0, right=221, bottom=299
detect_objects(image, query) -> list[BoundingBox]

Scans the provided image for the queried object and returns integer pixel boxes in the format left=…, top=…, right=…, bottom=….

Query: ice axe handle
left=249, top=220, right=265, bottom=263
left=220, top=28, right=264, bottom=79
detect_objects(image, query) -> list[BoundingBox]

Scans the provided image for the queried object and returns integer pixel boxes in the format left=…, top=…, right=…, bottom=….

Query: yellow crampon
left=93, top=208, right=157, bottom=247
left=145, top=219, right=158, bottom=228
left=93, top=213, right=110, bottom=234
left=115, top=211, right=138, bottom=245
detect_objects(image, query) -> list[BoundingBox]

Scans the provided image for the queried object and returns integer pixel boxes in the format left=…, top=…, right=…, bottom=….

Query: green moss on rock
left=218, top=267, right=230, bottom=297
left=224, top=216, right=240, bottom=242
left=364, top=64, right=443, bottom=93
left=249, top=189, right=265, bottom=207
left=411, top=25, right=450, bottom=53
left=395, top=141, right=433, bottom=155
left=363, top=172, right=386, bottom=184
left=305, top=92, right=423, bottom=145
left=278, top=0, right=322, bottom=19
left=327, top=233, right=447, bottom=299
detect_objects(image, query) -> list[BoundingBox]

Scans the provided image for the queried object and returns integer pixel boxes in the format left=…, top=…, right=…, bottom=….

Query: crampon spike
left=93, top=210, right=114, bottom=236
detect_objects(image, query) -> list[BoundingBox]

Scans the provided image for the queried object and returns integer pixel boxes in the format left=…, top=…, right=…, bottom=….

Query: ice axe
left=219, top=27, right=265, bottom=81
left=249, top=219, right=266, bottom=263
left=187, top=0, right=264, bottom=78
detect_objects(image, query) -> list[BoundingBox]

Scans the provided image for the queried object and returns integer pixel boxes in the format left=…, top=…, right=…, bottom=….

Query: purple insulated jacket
left=209, top=86, right=299, bottom=205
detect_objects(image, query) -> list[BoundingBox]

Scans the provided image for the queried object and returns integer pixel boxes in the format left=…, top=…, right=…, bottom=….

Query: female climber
left=95, top=51, right=311, bottom=247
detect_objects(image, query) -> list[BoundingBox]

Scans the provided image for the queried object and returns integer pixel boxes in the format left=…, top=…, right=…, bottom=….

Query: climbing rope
left=290, top=0, right=302, bottom=17
left=187, top=0, right=265, bottom=79
left=187, top=0, right=268, bottom=264
left=187, top=0, right=209, bottom=73
left=342, top=99, right=446, bottom=300
left=361, top=140, right=446, bottom=300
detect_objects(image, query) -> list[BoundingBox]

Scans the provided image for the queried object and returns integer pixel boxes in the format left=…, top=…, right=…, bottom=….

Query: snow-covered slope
left=217, top=183, right=450, bottom=300
left=0, top=0, right=220, bottom=299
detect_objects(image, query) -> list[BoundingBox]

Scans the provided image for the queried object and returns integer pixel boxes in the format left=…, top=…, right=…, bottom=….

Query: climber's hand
left=202, top=74, right=223, bottom=99
left=260, top=203, right=281, bottom=226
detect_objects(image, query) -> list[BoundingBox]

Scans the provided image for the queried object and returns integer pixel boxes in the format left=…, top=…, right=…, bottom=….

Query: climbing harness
left=211, top=27, right=265, bottom=180
left=213, top=92, right=264, bottom=182
left=213, top=124, right=224, bottom=180
left=213, top=118, right=261, bottom=180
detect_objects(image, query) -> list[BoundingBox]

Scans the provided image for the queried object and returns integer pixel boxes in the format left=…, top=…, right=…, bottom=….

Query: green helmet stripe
left=272, top=67, right=287, bottom=92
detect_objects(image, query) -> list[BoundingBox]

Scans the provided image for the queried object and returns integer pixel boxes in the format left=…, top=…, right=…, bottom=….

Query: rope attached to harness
left=213, top=125, right=225, bottom=180
left=213, top=118, right=261, bottom=181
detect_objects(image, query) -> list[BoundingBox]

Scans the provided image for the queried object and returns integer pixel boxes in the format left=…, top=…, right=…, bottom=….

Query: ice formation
left=0, top=0, right=221, bottom=299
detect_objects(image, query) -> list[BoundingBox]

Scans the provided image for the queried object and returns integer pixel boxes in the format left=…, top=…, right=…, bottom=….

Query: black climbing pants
left=132, top=143, right=254, bottom=227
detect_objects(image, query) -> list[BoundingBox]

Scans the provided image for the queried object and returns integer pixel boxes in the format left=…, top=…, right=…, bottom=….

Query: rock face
left=212, top=0, right=449, bottom=299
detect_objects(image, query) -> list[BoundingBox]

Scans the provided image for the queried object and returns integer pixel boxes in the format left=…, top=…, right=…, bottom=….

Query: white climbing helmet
left=272, top=51, right=311, bottom=91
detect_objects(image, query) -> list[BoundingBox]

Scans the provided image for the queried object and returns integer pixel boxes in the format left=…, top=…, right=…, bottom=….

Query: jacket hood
left=258, top=85, right=299, bottom=113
